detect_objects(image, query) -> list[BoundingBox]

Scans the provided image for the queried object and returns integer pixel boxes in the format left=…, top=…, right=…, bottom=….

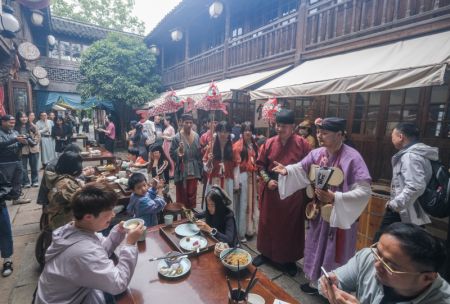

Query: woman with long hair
left=126, top=120, right=137, bottom=148
left=196, top=186, right=238, bottom=247
left=203, top=121, right=235, bottom=209
left=52, top=115, right=71, bottom=154
left=232, top=121, right=259, bottom=242
left=15, top=111, right=41, bottom=187
left=162, top=117, right=175, bottom=178
left=131, top=123, right=150, bottom=161
left=149, top=144, right=171, bottom=183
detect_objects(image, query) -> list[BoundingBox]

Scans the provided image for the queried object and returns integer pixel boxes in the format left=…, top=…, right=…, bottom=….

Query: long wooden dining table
left=116, top=223, right=300, bottom=304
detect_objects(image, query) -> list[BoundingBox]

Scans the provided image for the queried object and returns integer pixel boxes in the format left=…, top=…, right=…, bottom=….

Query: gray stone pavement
left=0, top=150, right=327, bottom=304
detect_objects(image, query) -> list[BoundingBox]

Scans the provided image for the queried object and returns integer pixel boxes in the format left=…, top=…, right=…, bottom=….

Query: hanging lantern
left=170, top=29, right=183, bottom=42
left=47, top=35, right=56, bottom=46
left=0, top=4, right=21, bottom=39
left=149, top=44, right=160, bottom=56
left=31, top=10, right=44, bottom=26
left=209, top=1, right=224, bottom=18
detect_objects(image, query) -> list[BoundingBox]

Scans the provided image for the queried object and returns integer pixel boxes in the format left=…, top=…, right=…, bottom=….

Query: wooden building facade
left=146, top=0, right=450, bottom=182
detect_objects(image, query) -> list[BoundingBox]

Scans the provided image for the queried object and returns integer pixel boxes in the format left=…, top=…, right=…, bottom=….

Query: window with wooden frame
left=424, top=85, right=450, bottom=138
left=384, top=88, right=420, bottom=136
left=352, top=92, right=381, bottom=136
left=326, top=94, right=350, bottom=120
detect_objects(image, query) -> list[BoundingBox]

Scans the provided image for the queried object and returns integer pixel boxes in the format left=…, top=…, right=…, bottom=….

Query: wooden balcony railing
left=161, top=13, right=298, bottom=87
left=304, top=0, right=450, bottom=51
left=187, top=45, right=224, bottom=81
left=160, top=0, right=450, bottom=88
left=227, top=14, right=298, bottom=69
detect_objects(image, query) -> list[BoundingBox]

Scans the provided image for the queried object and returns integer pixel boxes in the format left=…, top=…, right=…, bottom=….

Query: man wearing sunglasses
left=319, top=223, right=450, bottom=303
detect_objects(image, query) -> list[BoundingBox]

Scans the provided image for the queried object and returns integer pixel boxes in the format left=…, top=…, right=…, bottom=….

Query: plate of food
left=80, top=151, right=90, bottom=156
left=174, top=223, right=200, bottom=237
left=157, top=257, right=191, bottom=279
left=179, top=235, right=208, bottom=251
left=220, top=248, right=252, bottom=271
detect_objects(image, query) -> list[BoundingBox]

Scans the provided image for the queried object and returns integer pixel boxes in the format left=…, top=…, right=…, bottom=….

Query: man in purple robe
left=274, top=117, right=371, bottom=294
left=253, top=109, right=310, bottom=276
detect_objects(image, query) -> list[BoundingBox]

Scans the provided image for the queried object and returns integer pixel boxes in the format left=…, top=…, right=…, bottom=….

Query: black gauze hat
left=317, top=117, right=346, bottom=132
left=1, top=114, right=14, bottom=121
left=275, top=109, right=295, bottom=124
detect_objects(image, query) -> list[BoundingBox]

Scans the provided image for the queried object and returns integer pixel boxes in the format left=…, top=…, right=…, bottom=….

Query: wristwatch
left=210, top=228, right=217, bottom=236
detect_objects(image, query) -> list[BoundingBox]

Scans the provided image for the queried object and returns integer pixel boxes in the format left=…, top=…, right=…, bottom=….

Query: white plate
left=179, top=235, right=207, bottom=251
left=157, top=257, right=191, bottom=278
left=174, top=223, right=200, bottom=237
left=248, top=293, right=265, bottom=304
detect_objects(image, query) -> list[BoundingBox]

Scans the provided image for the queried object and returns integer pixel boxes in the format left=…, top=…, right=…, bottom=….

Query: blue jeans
left=0, top=206, right=13, bottom=258
left=22, top=153, right=39, bottom=185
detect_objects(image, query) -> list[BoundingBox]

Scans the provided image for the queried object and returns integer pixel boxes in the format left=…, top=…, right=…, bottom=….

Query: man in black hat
left=253, top=109, right=311, bottom=276
left=274, top=116, right=371, bottom=294
left=0, top=114, right=30, bottom=277
left=170, top=114, right=203, bottom=209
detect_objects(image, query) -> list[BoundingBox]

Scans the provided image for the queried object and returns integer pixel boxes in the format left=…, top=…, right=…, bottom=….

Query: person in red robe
left=253, top=109, right=311, bottom=276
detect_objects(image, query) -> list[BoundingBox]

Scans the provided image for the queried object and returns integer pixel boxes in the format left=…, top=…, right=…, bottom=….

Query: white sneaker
left=2, top=261, right=13, bottom=277
left=240, top=237, right=247, bottom=243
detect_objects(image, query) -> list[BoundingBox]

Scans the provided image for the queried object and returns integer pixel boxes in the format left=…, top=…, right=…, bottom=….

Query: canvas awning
left=250, top=31, right=450, bottom=100
left=36, top=91, right=114, bottom=112
left=145, top=66, right=290, bottom=108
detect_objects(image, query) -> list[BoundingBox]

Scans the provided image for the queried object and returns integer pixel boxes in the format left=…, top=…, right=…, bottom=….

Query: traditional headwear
left=181, top=113, right=193, bottom=121
left=315, top=117, right=346, bottom=132
left=275, top=109, right=295, bottom=124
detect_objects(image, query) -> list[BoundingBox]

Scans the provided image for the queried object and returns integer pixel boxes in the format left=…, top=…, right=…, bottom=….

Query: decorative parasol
left=193, top=82, right=228, bottom=114
left=147, top=90, right=184, bottom=117
left=262, top=98, right=279, bottom=124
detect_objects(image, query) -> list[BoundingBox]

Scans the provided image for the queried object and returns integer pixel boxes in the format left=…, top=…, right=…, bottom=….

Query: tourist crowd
left=0, top=108, right=449, bottom=304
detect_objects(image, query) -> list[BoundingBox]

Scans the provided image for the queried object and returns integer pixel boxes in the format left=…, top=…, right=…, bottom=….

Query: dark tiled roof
left=51, top=16, right=143, bottom=41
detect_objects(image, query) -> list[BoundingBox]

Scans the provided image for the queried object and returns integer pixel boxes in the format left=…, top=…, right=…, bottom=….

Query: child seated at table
left=34, top=183, right=145, bottom=304
left=196, top=185, right=238, bottom=247
left=127, top=172, right=166, bottom=227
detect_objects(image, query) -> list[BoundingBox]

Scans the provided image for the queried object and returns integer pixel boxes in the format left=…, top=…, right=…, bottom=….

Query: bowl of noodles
left=219, top=248, right=252, bottom=271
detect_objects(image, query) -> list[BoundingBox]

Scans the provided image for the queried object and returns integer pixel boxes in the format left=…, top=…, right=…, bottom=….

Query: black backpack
left=418, top=160, right=450, bottom=218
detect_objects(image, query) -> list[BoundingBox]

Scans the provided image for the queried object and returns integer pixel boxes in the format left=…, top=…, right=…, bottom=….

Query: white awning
left=250, top=31, right=450, bottom=100
left=145, top=66, right=290, bottom=108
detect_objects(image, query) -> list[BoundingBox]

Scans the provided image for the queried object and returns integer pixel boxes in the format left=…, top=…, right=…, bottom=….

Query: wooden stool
left=163, top=202, right=185, bottom=221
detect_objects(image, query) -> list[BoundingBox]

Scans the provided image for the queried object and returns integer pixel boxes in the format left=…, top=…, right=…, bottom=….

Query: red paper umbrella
left=262, top=98, right=279, bottom=123
left=148, top=91, right=184, bottom=116
left=193, top=82, right=227, bottom=113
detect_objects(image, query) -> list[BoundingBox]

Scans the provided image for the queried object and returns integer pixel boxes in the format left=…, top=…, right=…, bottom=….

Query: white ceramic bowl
left=219, top=248, right=252, bottom=272
left=123, top=218, right=144, bottom=230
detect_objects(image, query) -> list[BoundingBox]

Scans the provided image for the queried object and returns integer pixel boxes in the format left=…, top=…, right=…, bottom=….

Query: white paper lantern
left=209, top=1, right=224, bottom=18
left=0, top=5, right=20, bottom=38
left=31, top=10, right=44, bottom=26
left=47, top=35, right=56, bottom=46
left=170, top=29, right=183, bottom=42
left=149, top=45, right=160, bottom=56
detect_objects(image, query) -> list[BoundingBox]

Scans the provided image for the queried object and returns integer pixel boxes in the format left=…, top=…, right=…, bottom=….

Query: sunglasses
left=370, top=243, right=427, bottom=276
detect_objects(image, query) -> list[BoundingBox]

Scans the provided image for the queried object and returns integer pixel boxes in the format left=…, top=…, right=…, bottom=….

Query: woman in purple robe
left=275, top=117, right=371, bottom=294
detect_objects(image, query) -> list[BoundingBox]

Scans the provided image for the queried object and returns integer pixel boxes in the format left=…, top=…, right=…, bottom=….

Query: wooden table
left=72, top=134, right=89, bottom=147
left=81, top=147, right=115, bottom=164
left=116, top=224, right=300, bottom=304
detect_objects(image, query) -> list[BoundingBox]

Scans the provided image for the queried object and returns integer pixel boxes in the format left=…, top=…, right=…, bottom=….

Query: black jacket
left=0, top=127, right=22, bottom=162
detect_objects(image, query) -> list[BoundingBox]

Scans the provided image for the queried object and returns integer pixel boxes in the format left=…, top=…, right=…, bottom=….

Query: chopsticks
left=220, top=247, right=237, bottom=261
left=148, top=253, right=188, bottom=262
left=243, top=268, right=258, bottom=299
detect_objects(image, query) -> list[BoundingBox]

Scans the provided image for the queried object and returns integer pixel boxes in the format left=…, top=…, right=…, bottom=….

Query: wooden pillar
left=222, top=2, right=231, bottom=79
left=184, top=29, right=189, bottom=87
left=294, top=1, right=307, bottom=65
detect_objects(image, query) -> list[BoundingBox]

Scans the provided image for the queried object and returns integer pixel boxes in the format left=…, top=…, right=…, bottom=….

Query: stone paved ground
left=0, top=148, right=327, bottom=304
